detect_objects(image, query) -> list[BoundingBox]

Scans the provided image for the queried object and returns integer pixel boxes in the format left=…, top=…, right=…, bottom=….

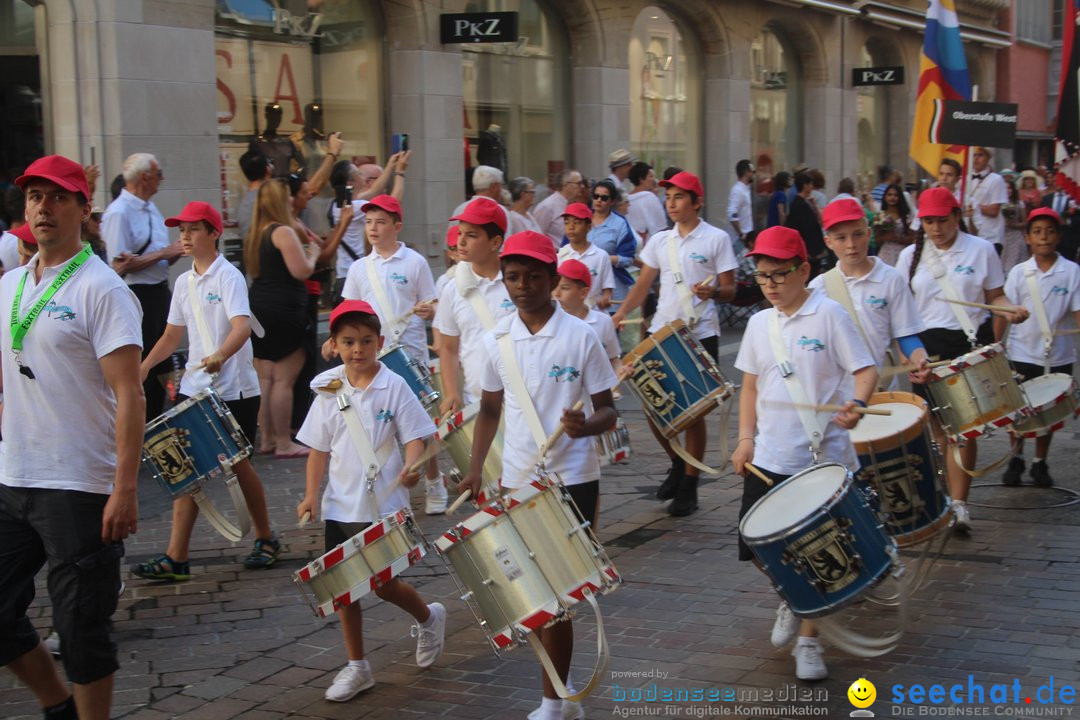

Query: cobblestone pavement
left=3, top=328, right=1079, bottom=719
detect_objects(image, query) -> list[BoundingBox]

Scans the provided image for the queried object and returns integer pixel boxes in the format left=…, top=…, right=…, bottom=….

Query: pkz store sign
left=852, top=66, right=905, bottom=87
left=440, top=12, right=518, bottom=44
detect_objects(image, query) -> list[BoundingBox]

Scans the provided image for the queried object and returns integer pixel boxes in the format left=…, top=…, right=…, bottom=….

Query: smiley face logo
left=848, top=678, right=876, bottom=709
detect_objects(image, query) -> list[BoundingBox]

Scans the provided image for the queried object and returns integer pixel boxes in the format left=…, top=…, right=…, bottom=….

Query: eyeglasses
left=564, top=179, right=584, bottom=186
left=751, top=266, right=801, bottom=285
left=592, top=194, right=611, bottom=201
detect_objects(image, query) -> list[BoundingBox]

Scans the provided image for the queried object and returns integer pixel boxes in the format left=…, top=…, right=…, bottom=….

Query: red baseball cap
left=15, top=155, right=91, bottom=201
left=659, top=171, right=705, bottom=198
left=501, top=231, right=558, bottom=264
left=1026, top=207, right=1062, bottom=226
left=918, top=187, right=960, bottom=218
left=822, top=198, right=866, bottom=231
left=329, top=299, right=379, bottom=333
left=451, top=197, right=507, bottom=233
left=361, top=194, right=403, bottom=218
left=445, top=224, right=460, bottom=248
left=11, top=223, right=36, bottom=246
left=558, top=258, right=592, bottom=289
left=562, top=202, right=591, bottom=221
left=165, top=201, right=223, bottom=235
left=746, top=226, right=807, bottom=262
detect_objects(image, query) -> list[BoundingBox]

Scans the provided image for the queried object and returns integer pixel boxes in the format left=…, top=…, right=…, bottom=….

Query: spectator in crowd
left=507, top=176, right=542, bottom=236
left=533, top=169, right=585, bottom=246
left=871, top=165, right=899, bottom=206
left=873, top=183, right=916, bottom=266
left=727, top=159, right=754, bottom=243
left=808, top=169, right=828, bottom=218
left=1000, top=177, right=1030, bottom=273
left=785, top=172, right=825, bottom=276
left=767, top=171, right=791, bottom=228
left=1018, top=170, right=1042, bottom=209
left=607, top=149, right=635, bottom=195
left=938, top=158, right=963, bottom=205
left=966, top=146, right=1009, bottom=254
left=237, top=149, right=273, bottom=243
left=451, top=165, right=505, bottom=221
left=627, top=161, right=667, bottom=243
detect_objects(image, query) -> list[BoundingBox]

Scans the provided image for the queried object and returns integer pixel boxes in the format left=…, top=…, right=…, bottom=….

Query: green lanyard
left=10, top=245, right=93, bottom=353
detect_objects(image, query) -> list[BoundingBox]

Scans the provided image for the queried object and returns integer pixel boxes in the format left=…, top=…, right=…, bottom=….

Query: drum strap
left=923, top=240, right=979, bottom=346
left=767, top=310, right=823, bottom=459
left=191, top=477, right=252, bottom=543
left=1023, top=265, right=1054, bottom=374
left=187, top=272, right=215, bottom=366
left=335, top=385, right=394, bottom=510
left=665, top=231, right=701, bottom=328
left=526, top=588, right=610, bottom=702
left=823, top=267, right=898, bottom=389
left=496, top=332, right=551, bottom=463
left=365, top=254, right=406, bottom=343
left=456, top=263, right=498, bottom=331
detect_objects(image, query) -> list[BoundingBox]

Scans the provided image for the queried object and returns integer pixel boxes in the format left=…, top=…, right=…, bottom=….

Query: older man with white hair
left=451, top=165, right=505, bottom=217
left=101, top=152, right=183, bottom=418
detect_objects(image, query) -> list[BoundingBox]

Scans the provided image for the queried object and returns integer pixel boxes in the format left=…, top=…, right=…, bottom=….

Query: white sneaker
left=791, top=637, right=828, bottom=681
left=953, top=501, right=972, bottom=534
left=325, top=661, right=374, bottom=702
left=527, top=700, right=584, bottom=720
left=770, top=602, right=800, bottom=648
left=413, top=602, right=446, bottom=668
left=43, top=632, right=61, bottom=656
left=425, top=475, right=448, bottom=515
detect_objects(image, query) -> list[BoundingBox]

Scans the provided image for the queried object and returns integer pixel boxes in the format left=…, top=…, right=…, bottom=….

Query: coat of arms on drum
left=145, top=428, right=193, bottom=485
left=782, top=517, right=859, bottom=594
left=630, top=359, right=676, bottom=415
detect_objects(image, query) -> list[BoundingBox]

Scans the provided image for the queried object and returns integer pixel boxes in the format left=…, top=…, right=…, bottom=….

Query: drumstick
left=877, top=359, right=951, bottom=379
left=394, top=300, right=435, bottom=326
left=545, top=400, right=586, bottom=452
left=447, top=489, right=472, bottom=514
left=297, top=511, right=311, bottom=529
left=1055, top=328, right=1080, bottom=336
left=938, top=297, right=1023, bottom=315
left=779, top=401, right=892, bottom=416
left=619, top=318, right=645, bottom=325
left=744, top=462, right=773, bottom=487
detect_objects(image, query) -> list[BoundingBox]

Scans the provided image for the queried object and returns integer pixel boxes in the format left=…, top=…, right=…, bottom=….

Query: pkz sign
left=440, top=12, right=518, bottom=44
left=852, top=66, right=905, bottom=87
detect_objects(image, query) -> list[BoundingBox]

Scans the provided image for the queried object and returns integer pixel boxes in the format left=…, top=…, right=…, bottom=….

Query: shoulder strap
left=364, top=255, right=405, bottom=342
left=1024, top=264, right=1054, bottom=374
left=342, top=240, right=360, bottom=261
left=334, top=384, right=394, bottom=492
left=922, top=239, right=979, bottom=345
left=665, top=231, right=701, bottom=327
left=496, top=332, right=550, bottom=456
left=767, top=310, right=824, bottom=459
left=456, top=263, right=498, bottom=331
left=187, top=272, right=215, bottom=361
left=822, top=268, right=872, bottom=352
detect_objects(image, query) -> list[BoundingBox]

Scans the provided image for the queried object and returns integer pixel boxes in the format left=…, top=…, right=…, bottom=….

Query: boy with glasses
left=558, top=202, right=614, bottom=309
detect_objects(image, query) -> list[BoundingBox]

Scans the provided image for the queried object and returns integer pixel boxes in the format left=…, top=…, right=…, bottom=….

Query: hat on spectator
left=558, top=259, right=592, bottom=289
left=608, top=149, right=635, bottom=169
left=165, top=201, right=223, bottom=235
left=745, top=226, right=807, bottom=262
left=15, top=155, right=91, bottom=201
left=501, top=231, right=558, bottom=264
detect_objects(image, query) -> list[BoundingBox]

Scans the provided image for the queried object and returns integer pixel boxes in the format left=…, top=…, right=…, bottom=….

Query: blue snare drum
left=740, top=463, right=897, bottom=618
left=849, top=391, right=951, bottom=547
left=622, top=320, right=734, bottom=436
left=378, top=343, right=439, bottom=409
left=142, top=387, right=252, bottom=499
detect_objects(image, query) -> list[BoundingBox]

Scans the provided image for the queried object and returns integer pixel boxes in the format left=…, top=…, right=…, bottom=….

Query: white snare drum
left=925, top=343, right=1028, bottom=441
left=1011, top=373, right=1080, bottom=438
left=596, top=416, right=631, bottom=466
left=436, top=402, right=505, bottom=503
left=435, top=475, right=621, bottom=651
left=293, top=511, right=427, bottom=618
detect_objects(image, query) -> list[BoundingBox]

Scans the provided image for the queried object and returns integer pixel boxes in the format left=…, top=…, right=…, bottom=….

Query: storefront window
left=461, top=0, right=568, bottom=190
left=750, top=28, right=801, bottom=181
left=0, top=0, right=44, bottom=199
left=215, top=0, right=383, bottom=233
left=628, top=7, right=701, bottom=175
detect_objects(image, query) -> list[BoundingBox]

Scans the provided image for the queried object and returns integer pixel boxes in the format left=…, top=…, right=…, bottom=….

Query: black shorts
left=1011, top=361, right=1074, bottom=384
left=325, top=519, right=373, bottom=554
left=737, top=467, right=791, bottom=562
left=178, top=393, right=261, bottom=448
left=565, top=481, right=600, bottom=528
left=913, top=321, right=994, bottom=403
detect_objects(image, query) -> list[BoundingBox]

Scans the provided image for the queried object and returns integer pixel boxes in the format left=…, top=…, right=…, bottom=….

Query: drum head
left=848, top=401, right=924, bottom=444
left=741, top=463, right=848, bottom=539
left=1022, top=373, right=1074, bottom=411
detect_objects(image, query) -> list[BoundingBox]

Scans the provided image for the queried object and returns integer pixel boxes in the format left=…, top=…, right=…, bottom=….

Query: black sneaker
left=668, top=475, right=698, bottom=517
left=656, top=460, right=685, bottom=500
left=243, top=536, right=281, bottom=569
left=1030, top=461, right=1053, bottom=488
left=1002, top=456, right=1024, bottom=486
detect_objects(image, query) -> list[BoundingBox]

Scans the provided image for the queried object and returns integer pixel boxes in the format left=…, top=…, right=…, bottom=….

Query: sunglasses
left=592, top=193, right=612, bottom=201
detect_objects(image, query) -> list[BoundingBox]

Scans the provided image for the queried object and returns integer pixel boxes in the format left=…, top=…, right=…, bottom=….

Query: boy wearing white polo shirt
left=809, top=198, right=932, bottom=385
left=995, top=208, right=1080, bottom=487
left=132, top=202, right=279, bottom=579
left=458, top=231, right=617, bottom=720
left=296, top=300, right=445, bottom=703
left=558, top=203, right=614, bottom=309
left=435, top=199, right=515, bottom=415
left=611, top=171, right=738, bottom=516
left=341, top=195, right=446, bottom=512
left=731, top=227, right=877, bottom=682
left=554, top=259, right=622, bottom=372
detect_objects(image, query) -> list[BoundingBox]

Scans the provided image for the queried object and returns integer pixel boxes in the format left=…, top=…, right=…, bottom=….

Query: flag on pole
left=909, top=0, right=972, bottom=176
left=1054, top=0, right=1080, bottom=202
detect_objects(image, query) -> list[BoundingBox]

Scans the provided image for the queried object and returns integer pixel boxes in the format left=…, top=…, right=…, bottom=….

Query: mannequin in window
left=292, top=102, right=328, bottom=177
left=250, top=102, right=303, bottom=179
left=477, top=123, right=508, bottom=175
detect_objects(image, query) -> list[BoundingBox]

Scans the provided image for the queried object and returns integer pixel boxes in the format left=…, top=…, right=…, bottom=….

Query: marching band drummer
left=610, top=171, right=738, bottom=517
left=131, top=202, right=280, bottom=579
left=994, top=208, right=1080, bottom=488
left=458, top=231, right=617, bottom=720
left=296, top=300, right=446, bottom=703
left=731, top=226, right=878, bottom=682
left=895, top=188, right=1029, bottom=534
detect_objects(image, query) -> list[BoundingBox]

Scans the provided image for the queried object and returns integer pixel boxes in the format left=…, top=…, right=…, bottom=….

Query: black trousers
left=131, top=281, right=171, bottom=420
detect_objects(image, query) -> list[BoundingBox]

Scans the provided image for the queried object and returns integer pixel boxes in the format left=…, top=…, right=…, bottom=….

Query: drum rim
left=148, top=385, right=221, bottom=427
left=930, top=342, right=1005, bottom=381
left=891, top=503, right=953, bottom=547
left=739, top=462, right=854, bottom=543
left=1018, top=373, right=1077, bottom=415
left=849, top=391, right=928, bottom=451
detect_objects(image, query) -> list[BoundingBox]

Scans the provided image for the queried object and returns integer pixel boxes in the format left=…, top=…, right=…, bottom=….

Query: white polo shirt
left=895, top=232, right=1005, bottom=332
left=583, top=308, right=620, bottom=362
left=734, top=291, right=875, bottom=476
left=0, top=231, right=20, bottom=272
left=627, top=190, right=667, bottom=241
left=101, top=189, right=171, bottom=286
left=433, top=262, right=515, bottom=402
left=533, top=192, right=570, bottom=247
left=167, top=254, right=260, bottom=401
left=727, top=181, right=753, bottom=237
left=480, top=303, right=618, bottom=488
left=969, top=171, right=1009, bottom=246
left=330, top=200, right=366, bottom=278
left=808, top=258, right=924, bottom=370
left=558, top=242, right=615, bottom=307
left=297, top=365, right=436, bottom=523
left=640, top=220, right=739, bottom=339
left=1, top=251, right=143, bottom=495
left=342, top=241, right=438, bottom=362
left=1004, top=255, right=1080, bottom=366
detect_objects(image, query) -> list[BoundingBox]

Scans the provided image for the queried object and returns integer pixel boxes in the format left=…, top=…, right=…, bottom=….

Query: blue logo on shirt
left=206, top=292, right=222, bottom=304
left=798, top=336, right=826, bottom=352
left=376, top=409, right=394, bottom=423
left=44, top=301, right=76, bottom=321
left=499, top=298, right=514, bottom=309
left=953, top=265, right=976, bottom=275
left=867, top=295, right=888, bottom=310
left=389, top=273, right=408, bottom=286
left=548, top=364, right=581, bottom=382
left=689, top=252, right=708, bottom=265
left=1051, top=285, right=1069, bottom=296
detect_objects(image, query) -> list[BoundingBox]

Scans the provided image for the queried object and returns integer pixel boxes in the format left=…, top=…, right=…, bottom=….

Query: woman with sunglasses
left=585, top=179, right=637, bottom=315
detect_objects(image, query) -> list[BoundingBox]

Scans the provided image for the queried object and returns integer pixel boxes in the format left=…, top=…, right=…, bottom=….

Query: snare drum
left=435, top=475, right=621, bottom=651
left=429, top=358, right=443, bottom=399
left=596, top=416, right=631, bottom=466
left=849, top=392, right=950, bottom=547
left=925, top=343, right=1028, bottom=441
left=436, top=402, right=506, bottom=503
left=740, top=463, right=897, bottom=618
left=1011, top=373, right=1080, bottom=438
left=379, top=344, right=440, bottom=408
left=142, top=386, right=251, bottom=499
left=622, top=320, right=735, bottom=436
left=293, top=511, right=427, bottom=618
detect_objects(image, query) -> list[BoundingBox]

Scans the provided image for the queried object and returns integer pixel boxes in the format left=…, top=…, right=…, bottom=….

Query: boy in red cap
left=995, top=207, right=1080, bottom=487
left=131, top=201, right=280, bottom=579
left=458, top=231, right=617, bottom=720
left=296, top=300, right=445, bottom=702
left=557, top=202, right=614, bottom=309
left=554, top=259, right=621, bottom=374
left=731, top=226, right=877, bottom=682
left=610, top=170, right=738, bottom=516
